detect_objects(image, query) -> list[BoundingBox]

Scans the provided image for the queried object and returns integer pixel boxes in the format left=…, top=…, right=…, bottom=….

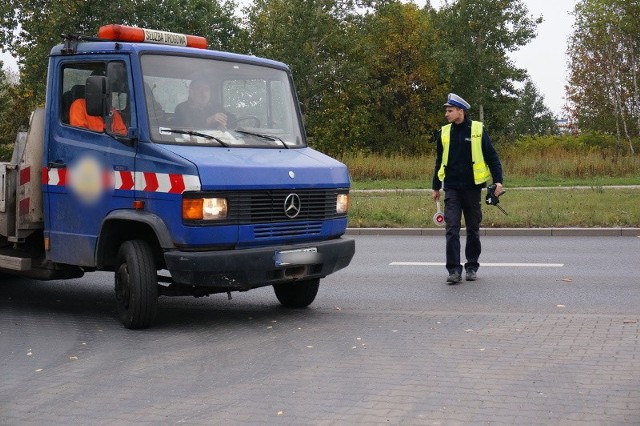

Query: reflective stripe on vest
left=437, top=120, right=491, bottom=184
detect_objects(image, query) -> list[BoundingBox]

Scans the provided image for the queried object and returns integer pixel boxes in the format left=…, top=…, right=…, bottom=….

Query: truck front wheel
left=273, top=278, right=320, bottom=308
left=115, top=240, right=158, bottom=329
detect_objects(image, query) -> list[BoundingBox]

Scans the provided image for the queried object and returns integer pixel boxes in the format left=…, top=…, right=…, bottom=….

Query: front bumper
left=164, top=237, right=355, bottom=290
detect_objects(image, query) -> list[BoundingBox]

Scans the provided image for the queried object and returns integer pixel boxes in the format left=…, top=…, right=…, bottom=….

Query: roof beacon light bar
left=98, top=24, right=208, bottom=49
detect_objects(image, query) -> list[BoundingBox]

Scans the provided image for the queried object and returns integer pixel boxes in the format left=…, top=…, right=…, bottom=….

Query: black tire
left=273, top=278, right=320, bottom=308
left=114, top=240, right=158, bottom=329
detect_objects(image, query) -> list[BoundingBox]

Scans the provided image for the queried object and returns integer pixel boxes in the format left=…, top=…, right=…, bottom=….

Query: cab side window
left=61, top=63, right=102, bottom=126
left=61, top=62, right=130, bottom=135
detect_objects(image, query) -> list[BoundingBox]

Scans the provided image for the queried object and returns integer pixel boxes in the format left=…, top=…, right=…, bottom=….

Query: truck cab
left=0, top=25, right=355, bottom=328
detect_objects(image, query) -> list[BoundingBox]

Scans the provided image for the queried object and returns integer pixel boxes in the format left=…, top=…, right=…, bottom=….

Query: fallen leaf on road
left=623, top=319, right=637, bottom=324
left=561, top=278, right=573, bottom=282
left=69, top=356, right=78, bottom=360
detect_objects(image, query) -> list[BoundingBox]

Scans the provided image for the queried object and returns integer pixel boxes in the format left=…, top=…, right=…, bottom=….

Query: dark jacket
left=173, top=101, right=234, bottom=129
left=431, top=117, right=503, bottom=191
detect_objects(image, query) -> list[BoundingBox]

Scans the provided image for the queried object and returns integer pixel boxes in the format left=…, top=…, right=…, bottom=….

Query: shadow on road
left=0, top=274, right=321, bottom=331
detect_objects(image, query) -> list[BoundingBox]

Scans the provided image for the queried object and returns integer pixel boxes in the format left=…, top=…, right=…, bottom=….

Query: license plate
left=274, top=247, right=318, bottom=267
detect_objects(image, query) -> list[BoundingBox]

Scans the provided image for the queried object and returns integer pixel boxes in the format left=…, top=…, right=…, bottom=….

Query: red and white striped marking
left=43, top=167, right=201, bottom=194
left=43, top=167, right=67, bottom=186
left=18, top=166, right=32, bottom=216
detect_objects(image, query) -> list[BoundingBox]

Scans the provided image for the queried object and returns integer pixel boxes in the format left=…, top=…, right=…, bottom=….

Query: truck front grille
left=253, top=221, right=323, bottom=239
left=186, top=189, right=346, bottom=238
left=234, top=190, right=340, bottom=223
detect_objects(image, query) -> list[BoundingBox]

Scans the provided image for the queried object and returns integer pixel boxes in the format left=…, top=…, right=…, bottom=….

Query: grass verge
left=348, top=187, right=640, bottom=228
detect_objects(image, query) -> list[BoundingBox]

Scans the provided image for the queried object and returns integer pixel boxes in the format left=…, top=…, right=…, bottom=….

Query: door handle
left=48, top=160, right=67, bottom=169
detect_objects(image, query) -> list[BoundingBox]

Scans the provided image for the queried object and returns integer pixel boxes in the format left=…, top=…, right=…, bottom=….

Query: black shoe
left=465, top=270, right=477, bottom=281
left=447, top=272, right=462, bottom=284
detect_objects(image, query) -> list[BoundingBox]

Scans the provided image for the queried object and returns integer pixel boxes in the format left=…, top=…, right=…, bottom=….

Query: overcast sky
left=1, top=0, right=576, bottom=116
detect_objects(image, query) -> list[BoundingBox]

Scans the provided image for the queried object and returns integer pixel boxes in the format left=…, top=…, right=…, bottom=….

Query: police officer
left=431, top=93, right=504, bottom=284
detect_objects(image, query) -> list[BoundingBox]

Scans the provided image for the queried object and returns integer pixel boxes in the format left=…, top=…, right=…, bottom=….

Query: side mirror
left=85, top=76, right=110, bottom=117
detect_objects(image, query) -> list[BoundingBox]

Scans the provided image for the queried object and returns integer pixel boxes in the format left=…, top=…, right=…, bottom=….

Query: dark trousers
left=444, top=188, right=482, bottom=274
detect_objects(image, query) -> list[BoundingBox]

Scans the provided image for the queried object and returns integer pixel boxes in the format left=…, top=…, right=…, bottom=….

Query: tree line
left=0, top=0, right=633, bottom=156
left=567, top=0, right=640, bottom=154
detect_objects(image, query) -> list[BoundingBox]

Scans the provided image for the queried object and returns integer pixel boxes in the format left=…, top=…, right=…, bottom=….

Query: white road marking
left=390, top=262, right=564, bottom=267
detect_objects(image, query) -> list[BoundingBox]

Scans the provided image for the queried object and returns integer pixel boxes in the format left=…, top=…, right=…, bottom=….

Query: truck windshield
left=141, top=54, right=305, bottom=148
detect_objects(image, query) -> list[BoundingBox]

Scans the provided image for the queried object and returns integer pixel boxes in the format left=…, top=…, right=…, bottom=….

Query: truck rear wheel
left=115, top=240, right=158, bottom=329
left=273, top=278, right=320, bottom=308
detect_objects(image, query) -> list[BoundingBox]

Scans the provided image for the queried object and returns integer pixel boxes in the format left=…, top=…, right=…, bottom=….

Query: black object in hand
left=485, top=184, right=508, bottom=215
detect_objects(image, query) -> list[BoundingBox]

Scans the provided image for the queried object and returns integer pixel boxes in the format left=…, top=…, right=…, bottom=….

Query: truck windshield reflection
left=142, top=55, right=304, bottom=148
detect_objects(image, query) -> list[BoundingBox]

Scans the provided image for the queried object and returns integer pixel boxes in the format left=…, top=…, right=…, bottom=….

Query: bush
left=341, top=135, right=640, bottom=184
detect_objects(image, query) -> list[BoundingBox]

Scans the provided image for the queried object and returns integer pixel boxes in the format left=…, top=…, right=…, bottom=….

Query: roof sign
left=97, top=24, right=208, bottom=49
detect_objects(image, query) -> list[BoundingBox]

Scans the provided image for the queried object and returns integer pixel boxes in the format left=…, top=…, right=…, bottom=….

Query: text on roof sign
left=143, top=30, right=187, bottom=47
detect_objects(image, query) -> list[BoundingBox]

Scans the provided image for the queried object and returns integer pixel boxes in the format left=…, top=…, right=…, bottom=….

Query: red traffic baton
left=433, top=200, right=445, bottom=226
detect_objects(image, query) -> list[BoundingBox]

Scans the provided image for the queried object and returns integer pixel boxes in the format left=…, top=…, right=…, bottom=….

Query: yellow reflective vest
left=437, top=120, right=491, bottom=184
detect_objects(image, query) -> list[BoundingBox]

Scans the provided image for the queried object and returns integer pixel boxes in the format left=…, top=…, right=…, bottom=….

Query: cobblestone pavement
left=1, top=235, right=639, bottom=424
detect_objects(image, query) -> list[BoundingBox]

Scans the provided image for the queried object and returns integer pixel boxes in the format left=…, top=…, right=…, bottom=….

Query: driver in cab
left=173, top=77, right=233, bottom=130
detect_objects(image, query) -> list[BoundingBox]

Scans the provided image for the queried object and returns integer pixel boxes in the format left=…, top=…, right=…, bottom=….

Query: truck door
left=45, top=60, right=136, bottom=266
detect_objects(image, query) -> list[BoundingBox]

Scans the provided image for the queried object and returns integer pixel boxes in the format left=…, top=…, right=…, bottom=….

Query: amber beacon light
left=97, top=24, right=208, bottom=49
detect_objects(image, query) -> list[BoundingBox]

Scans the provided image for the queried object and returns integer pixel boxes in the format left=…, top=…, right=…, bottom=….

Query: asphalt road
left=1, top=234, right=639, bottom=424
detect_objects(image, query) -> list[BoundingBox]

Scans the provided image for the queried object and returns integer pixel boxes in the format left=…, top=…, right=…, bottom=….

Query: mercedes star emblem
left=284, top=193, right=301, bottom=219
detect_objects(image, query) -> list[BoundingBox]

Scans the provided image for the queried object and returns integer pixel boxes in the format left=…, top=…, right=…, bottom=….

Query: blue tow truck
left=0, top=25, right=355, bottom=328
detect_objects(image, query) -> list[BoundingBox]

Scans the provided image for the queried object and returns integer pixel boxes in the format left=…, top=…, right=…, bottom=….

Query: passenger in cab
left=69, top=97, right=127, bottom=135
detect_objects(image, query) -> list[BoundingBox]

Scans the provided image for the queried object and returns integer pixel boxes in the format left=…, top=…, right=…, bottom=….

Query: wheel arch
left=96, top=210, right=174, bottom=269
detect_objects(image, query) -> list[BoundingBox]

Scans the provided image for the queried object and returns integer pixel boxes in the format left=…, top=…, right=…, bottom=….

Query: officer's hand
left=432, top=190, right=440, bottom=201
left=494, top=183, right=504, bottom=197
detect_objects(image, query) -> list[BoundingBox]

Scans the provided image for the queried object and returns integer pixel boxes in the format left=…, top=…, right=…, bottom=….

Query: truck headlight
left=183, top=198, right=228, bottom=220
left=336, top=193, right=349, bottom=214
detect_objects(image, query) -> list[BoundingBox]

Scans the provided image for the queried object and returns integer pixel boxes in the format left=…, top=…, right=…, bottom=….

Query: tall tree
left=0, top=62, right=9, bottom=113
left=0, top=0, right=244, bottom=133
left=245, top=0, right=374, bottom=154
left=0, top=63, right=25, bottom=147
left=567, top=0, right=638, bottom=153
left=360, top=2, right=448, bottom=153
left=0, top=62, right=13, bottom=145
left=509, top=79, right=558, bottom=137
left=434, top=0, right=541, bottom=138
left=246, top=0, right=448, bottom=154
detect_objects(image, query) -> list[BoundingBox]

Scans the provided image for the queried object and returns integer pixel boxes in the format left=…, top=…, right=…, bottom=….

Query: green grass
left=348, top=187, right=640, bottom=228
left=341, top=151, right=640, bottom=188
left=351, top=176, right=639, bottom=190
left=342, top=150, right=640, bottom=227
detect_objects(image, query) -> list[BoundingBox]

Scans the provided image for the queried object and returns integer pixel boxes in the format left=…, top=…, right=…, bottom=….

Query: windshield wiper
left=161, top=128, right=228, bottom=147
left=235, top=130, right=288, bottom=149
